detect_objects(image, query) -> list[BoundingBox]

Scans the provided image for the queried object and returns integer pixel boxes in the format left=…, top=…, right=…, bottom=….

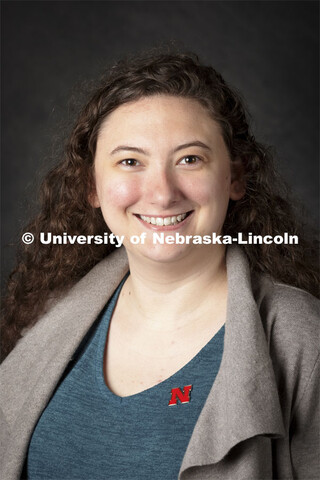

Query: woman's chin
left=126, top=243, right=195, bottom=265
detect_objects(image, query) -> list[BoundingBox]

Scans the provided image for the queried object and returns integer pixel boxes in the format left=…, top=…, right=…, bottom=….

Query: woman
left=1, top=52, right=319, bottom=480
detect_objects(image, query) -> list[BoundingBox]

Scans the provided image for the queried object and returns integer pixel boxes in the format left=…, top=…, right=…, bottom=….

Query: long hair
left=1, top=51, right=318, bottom=360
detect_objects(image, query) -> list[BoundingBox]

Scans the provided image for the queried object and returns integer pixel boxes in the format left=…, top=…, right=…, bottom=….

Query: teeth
left=139, top=213, right=188, bottom=226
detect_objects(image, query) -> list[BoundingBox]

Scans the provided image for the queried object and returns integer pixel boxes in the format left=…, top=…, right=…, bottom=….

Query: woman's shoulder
left=253, top=272, right=319, bottom=387
left=253, top=273, right=319, bottom=335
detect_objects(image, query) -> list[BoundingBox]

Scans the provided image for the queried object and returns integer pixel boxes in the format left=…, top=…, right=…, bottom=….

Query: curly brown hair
left=1, top=51, right=318, bottom=361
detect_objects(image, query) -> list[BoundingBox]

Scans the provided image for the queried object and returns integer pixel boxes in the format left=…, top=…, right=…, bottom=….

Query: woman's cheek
left=102, top=178, right=141, bottom=210
left=97, top=178, right=141, bottom=236
left=182, top=177, right=220, bottom=205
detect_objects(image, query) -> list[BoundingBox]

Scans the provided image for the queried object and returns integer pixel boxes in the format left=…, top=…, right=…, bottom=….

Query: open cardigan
left=1, top=246, right=319, bottom=479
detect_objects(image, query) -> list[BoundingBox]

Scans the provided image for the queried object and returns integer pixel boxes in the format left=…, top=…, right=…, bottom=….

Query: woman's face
left=92, top=95, right=243, bottom=263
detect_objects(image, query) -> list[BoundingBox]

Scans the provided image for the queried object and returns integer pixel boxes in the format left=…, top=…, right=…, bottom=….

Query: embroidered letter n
left=168, top=385, right=192, bottom=406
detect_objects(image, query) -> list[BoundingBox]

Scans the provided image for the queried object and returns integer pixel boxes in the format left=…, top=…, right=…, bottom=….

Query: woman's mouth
left=134, top=211, right=193, bottom=230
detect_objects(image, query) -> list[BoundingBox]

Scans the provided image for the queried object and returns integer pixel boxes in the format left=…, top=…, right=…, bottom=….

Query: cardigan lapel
left=0, top=248, right=129, bottom=480
left=179, top=246, right=285, bottom=477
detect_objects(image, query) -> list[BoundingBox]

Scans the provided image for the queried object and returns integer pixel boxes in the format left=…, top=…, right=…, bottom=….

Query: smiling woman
left=1, top=51, right=319, bottom=480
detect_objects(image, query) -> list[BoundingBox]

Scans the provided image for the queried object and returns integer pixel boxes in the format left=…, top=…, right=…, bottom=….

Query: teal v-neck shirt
left=26, top=276, right=225, bottom=480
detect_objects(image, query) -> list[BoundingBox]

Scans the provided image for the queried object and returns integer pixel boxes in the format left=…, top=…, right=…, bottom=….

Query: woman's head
left=66, top=52, right=266, bottom=242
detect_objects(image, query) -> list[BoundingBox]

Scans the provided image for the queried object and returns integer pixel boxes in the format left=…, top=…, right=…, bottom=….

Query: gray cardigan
left=1, top=246, right=319, bottom=480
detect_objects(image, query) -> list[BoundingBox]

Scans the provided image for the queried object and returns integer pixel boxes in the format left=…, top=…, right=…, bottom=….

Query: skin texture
left=90, top=95, right=245, bottom=396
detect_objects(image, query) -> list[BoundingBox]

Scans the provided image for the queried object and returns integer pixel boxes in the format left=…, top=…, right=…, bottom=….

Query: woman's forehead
left=97, top=95, right=220, bottom=144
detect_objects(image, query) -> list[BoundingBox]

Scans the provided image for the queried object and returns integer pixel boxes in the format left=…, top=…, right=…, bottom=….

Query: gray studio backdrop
left=1, top=0, right=319, bottom=290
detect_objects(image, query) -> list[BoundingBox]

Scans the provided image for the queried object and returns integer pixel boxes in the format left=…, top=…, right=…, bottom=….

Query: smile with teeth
left=138, top=212, right=189, bottom=226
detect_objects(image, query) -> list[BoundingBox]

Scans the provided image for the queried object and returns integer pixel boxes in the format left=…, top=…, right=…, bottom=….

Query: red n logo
left=168, top=385, right=192, bottom=406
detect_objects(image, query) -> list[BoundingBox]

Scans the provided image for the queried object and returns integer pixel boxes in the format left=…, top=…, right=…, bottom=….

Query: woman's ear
left=230, top=158, right=246, bottom=201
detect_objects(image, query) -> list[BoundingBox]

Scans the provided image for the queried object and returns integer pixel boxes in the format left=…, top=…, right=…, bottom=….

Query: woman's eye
left=179, top=155, right=201, bottom=165
left=120, top=158, right=140, bottom=167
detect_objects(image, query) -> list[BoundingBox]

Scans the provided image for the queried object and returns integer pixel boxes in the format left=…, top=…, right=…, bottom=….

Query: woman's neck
left=121, top=245, right=228, bottom=332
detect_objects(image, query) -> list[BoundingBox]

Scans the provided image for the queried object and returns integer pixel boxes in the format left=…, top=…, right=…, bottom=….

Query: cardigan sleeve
left=290, top=353, right=320, bottom=479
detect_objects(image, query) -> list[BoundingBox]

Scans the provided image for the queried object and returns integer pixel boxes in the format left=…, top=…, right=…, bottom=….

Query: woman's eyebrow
left=173, top=141, right=211, bottom=153
left=110, top=145, right=149, bottom=156
left=110, top=141, right=211, bottom=156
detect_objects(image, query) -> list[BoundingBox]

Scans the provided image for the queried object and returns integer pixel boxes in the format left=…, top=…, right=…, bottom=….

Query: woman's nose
left=145, top=168, right=182, bottom=208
